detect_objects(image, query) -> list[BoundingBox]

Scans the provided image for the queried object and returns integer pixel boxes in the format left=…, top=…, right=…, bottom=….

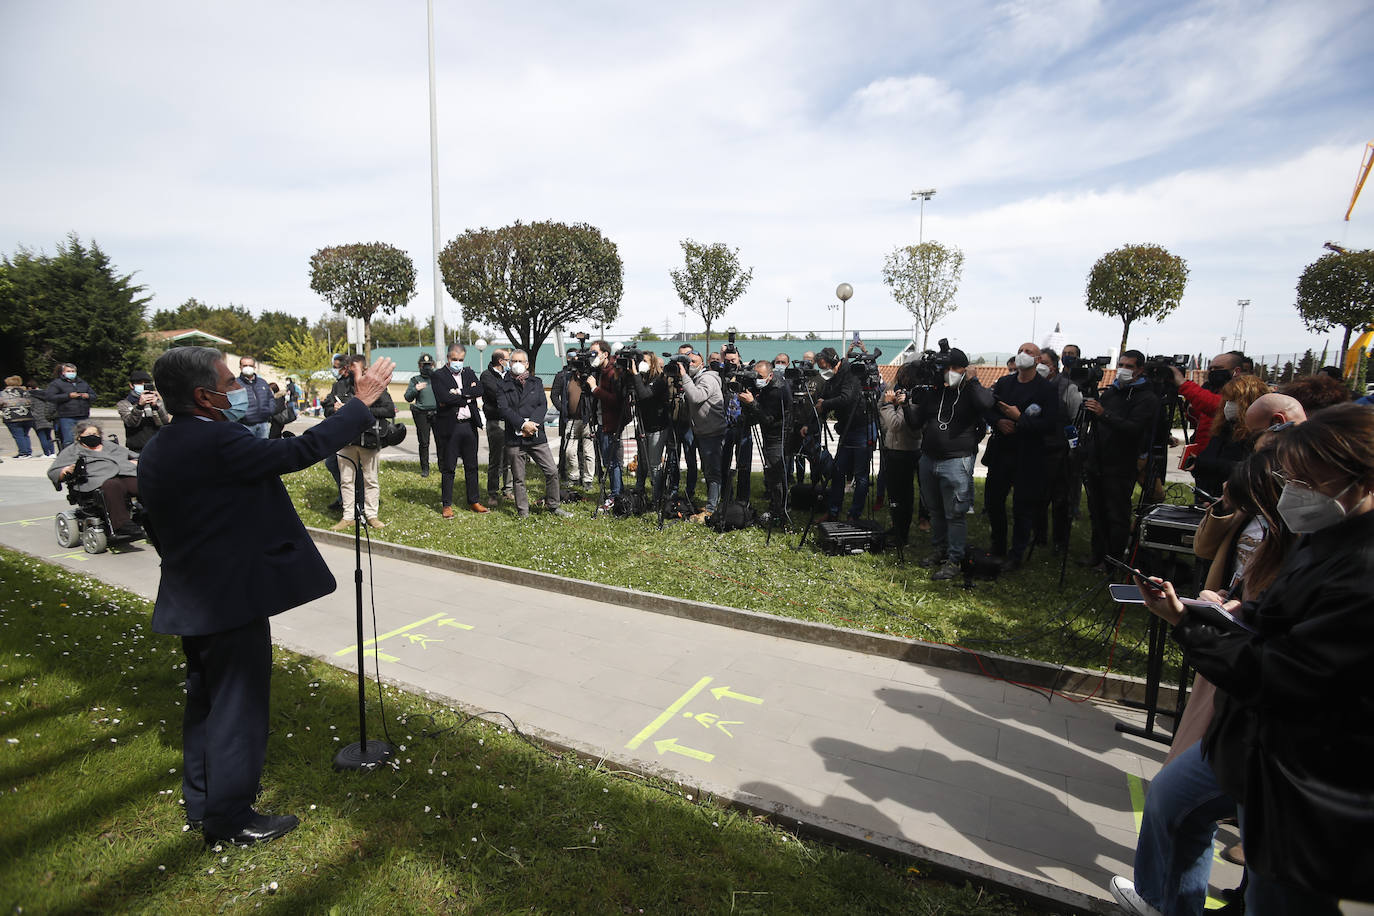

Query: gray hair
left=78, top=421, right=103, bottom=439
left=154, top=346, right=224, bottom=416
left=447, top=343, right=467, bottom=359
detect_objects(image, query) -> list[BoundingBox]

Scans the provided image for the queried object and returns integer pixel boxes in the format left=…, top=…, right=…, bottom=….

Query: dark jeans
left=826, top=443, right=872, bottom=519
left=486, top=421, right=512, bottom=496
left=437, top=420, right=480, bottom=507
left=694, top=432, right=724, bottom=512
left=721, top=426, right=753, bottom=500
left=324, top=452, right=342, bottom=505
left=1034, top=444, right=1074, bottom=549
left=34, top=426, right=54, bottom=456
left=5, top=420, right=33, bottom=456
left=884, top=448, right=920, bottom=545
left=1084, top=467, right=1135, bottom=564
left=667, top=423, right=697, bottom=498
left=758, top=434, right=785, bottom=516
left=181, top=617, right=272, bottom=835
left=56, top=416, right=81, bottom=449
left=412, top=409, right=434, bottom=471
left=985, top=446, right=1047, bottom=560
left=596, top=429, right=623, bottom=495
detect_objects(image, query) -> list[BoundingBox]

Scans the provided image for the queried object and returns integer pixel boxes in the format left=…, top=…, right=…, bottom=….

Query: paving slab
left=0, top=465, right=1246, bottom=914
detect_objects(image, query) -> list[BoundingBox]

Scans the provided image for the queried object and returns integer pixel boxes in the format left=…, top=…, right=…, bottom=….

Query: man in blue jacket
left=237, top=356, right=275, bottom=438
left=138, top=346, right=395, bottom=846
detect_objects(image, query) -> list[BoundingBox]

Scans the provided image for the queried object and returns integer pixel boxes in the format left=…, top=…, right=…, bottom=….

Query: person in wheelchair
left=47, top=421, right=144, bottom=540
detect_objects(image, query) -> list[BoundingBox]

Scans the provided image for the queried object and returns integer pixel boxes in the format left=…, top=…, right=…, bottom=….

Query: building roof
left=149, top=327, right=233, bottom=346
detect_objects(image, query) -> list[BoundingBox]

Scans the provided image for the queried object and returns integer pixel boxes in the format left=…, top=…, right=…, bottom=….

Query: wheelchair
left=53, top=456, right=150, bottom=554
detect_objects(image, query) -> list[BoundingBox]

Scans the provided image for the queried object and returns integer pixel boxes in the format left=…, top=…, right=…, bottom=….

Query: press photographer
left=664, top=343, right=701, bottom=501
left=1170, top=350, right=1249, bottom=457
left=1080, top=349, right=1160, bottom=571
left=1033, top=349, right=1083, bottom=554
left=629, top=351, right=670, bottom=507
left=738, top=359, right=787, bottom=522
left=810, top=347, right=870, bottom=523
left=904, top=346, right=994, bottom=581
left=552, top=343, right=595, bottom=488
left=719, top=336, right=754, bottom=501
left=785, top=357, right=822, bottom=487
left=878, top=359, right=926, bottom=548
left=672, top=350, right=726, bottom=521
left=116, top=369, right=170, bottom=453
left=588, top=339, right=627, bottom=509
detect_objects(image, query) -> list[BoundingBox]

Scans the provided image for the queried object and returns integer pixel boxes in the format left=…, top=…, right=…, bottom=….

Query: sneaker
left=931, top=561, right=960, bottom=581
left=1109, top=877, right=1162, bottom=916
left=601, top=497, right=616, bottom=511
left=15, top=454, right=32, bottom=460
left=552, top=508, right=574, bottom=519
left=921, top=551, right=945, bottom=568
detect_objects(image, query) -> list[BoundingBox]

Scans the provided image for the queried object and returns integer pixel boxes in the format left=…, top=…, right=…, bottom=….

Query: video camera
left=565, top=331, right=596, bottom=375
left=615, top=342, right=647, bottom=373
left=1068, top=356, right=1111, bottom=396
left=898, top=338, right=953, bottom=394
left=847, top=346, right=884, bottom=391
left=661, top=352, right=691, bottom=379
left=784, top=359, right=818, bottom=383
left=1144, top=354, right=1191, bottom=391
left=726, top=369, right=762, bottom=394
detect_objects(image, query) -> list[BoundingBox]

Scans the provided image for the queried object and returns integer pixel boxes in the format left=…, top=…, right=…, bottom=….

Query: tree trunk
left=1119, top=320, right=1132, bottom=357
left=703, top=320, right=712, bottom=359
left=921, top=324, right=930, bottom=353
left=363, top=315, right=372, bottom=363
left=1340, top=324, right=1353, bottom=378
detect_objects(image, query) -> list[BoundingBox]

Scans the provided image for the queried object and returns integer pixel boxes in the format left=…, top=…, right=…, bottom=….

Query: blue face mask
left=207, top=386, right=249, bottom=422
left=449, top=360, right=464, bottom=372
left=133, top=384, right=145, bottom=395
left=64, top=371, right=77, bottom=381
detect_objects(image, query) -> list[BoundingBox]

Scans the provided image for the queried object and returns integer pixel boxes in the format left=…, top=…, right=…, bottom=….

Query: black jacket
left=323, top=376, right=395, bottom=447
left=41, top=376, right=94, bottom=419
left=1192, top=422, right=1253, bottom=498
left=817, top=362, right=866, bottom=446
left=1176, top=509, right=1374, bottom=898
left=630, top=372, right=669, bottom=434
left=498, top=374, right=550, bottom=446
left=984, top=373, right=1060, bottom=463
left=741, top=380, right=786, bottom=441
left=480, top=366, right=507, bottom=421
left=1082, top=380, right=1160, bottom=473
left=431, top=365, right=484, bottom=430
left=905, top=377, right=994, bottom=459
left=551, top=369, right=570, bottom=420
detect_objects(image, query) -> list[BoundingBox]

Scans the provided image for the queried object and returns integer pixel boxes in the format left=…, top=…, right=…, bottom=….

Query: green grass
left=285, top=461, right=1189, bottom=679
left=0, top=547, right=1029, bottom=915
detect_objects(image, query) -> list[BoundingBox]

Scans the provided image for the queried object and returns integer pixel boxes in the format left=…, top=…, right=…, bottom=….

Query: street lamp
left=1029, top=296, right=1041, bottom=343
left=911, top=188, right=936, bottom=243
left=836, top=283, right=853, bottom=350
left=475, top=337, right=488, bottom=365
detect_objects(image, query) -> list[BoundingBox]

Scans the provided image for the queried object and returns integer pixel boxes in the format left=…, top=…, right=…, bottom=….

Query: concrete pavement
left=0, top=450, right=1238, bottom=914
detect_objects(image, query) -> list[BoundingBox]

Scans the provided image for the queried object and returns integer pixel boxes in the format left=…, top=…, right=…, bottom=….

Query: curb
left=307, top=526, right=1180, bottom=708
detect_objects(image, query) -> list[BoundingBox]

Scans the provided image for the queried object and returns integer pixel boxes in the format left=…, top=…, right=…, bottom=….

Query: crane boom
left=1345, top=140, right=1374, bottom=221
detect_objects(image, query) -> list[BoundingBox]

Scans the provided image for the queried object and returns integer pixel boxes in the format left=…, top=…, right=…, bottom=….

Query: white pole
left=427, top=0, right=445, bottom=360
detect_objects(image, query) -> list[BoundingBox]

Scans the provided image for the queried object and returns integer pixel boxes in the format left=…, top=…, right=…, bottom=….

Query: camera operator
left=404, top=354, right=438, bottom=478
left=1170, top=350, right=1248, bottom=457
left=588, top=340, right=626, bottom=509
left=498, top=350, right=571, bottom=519
left=879, top=360, right=925, bottom=548
left=552, top=355, right=595, bottom=488
left=665, top=343, right=700, bottom=501
left=480, top=348, right=514, bottom=506
left=983, top=342, right=1059, bottom=573
left=787, top=356, right=822, bottom=487
left=719, top=346, right=754, bottom=501
left=630, top=352, right=670, bottom=506
left=324, top=353, right=346, bottom=511
left=906, top=348, right=994, bottom=581
left=1061, top=344, right=1082, bottom=372
left=116, top=369, right=170, bottom=453
left=809, top=347, right=870, bottom=523
left=322, top=354, right=396, bottom=530
left=674, top=351, right=726, bottom=521
left=738, top=359, right=786, bottom=521
left=1033, top=349, right=1083, bottom=554
left=1080, top=349, right=1160, bottom=571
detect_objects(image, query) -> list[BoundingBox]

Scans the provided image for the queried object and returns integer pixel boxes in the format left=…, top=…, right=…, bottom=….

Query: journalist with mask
left=810, top=347, right=870, bottom=523
left=137, top=346, right=395, bottom=846
left=322, top=354, right=396, bottom=530
left=738, top=359, right=788, bottom=522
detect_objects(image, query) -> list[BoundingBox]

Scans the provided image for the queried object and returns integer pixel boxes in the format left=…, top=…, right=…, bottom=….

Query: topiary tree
left=308, top=242, right=417, bottom=362
left=1295, top=249, right=1374, bottom=384
left=1084, top=243, right=1189, bottom=353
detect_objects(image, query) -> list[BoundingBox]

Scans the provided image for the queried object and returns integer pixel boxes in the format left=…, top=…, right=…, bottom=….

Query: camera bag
left=815, top=520, right=886, bottom=555
left=663, top=493, right=695, bottom=519
left=709, top=500, right=756, bottom=532
left=612, top=490, right=648, bottom=517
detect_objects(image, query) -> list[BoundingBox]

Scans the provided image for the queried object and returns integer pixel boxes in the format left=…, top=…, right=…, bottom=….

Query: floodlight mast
left=911, top=188, right=936, bottom=243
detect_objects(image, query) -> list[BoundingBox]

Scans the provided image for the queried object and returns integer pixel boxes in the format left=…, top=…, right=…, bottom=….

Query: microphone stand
left=332, top=448, right=395, bottom=770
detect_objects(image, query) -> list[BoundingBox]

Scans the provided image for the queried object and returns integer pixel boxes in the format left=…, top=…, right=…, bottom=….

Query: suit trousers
left=337, top=444, right=380, bottom=521
left=721, top=426, right=753, bottom=500
left=485, top=422, right=512, bottom=497
left=507, top=441, right=561, bottom=515
left=181, top=617, right=272, bottom=835
left=437, top=420, right=480, bottom=507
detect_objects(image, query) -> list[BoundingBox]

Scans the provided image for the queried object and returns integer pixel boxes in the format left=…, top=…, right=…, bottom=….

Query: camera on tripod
left=661, top=352, right=691, bottom=378
left=726, top=369, right=762, bottom=394
left=1068, top=356, right=1111, bottom=396
left=900, top=337, right=954, bottom=393
left=783, top=360, right=818, bottom=382
left=565, top=331, right=596, bottom=376
left=847, top=346, right=884, bottom=391
left=614, top=343, right=646, bottom=373
left=1143, top=354, right=1192, bottom=390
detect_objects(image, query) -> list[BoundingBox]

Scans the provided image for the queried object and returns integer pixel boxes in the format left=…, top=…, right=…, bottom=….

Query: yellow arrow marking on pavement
left=363, top=649, right=400, bottom=663
left=653, top=737, right=715, bottom=762
left=626, top=676, right=713, bottom=750
left=48, top=550, right=90, bottom=563
left=405, top=633, right=439, bottom=648
left=711, top=685, right=763, bottom=704
left=437, top=617, right=473, bottom=629
left=1, top=516, right=51, bottom=527
left=335, top=612, right=445, bottom=657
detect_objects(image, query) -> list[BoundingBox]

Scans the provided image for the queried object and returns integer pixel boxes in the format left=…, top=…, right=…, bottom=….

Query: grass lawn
left=285, top=460, right=1187, bottom=680
left=0, top=547, right=1029, bottom=915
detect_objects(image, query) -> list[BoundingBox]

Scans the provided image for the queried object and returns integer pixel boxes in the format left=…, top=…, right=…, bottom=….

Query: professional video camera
left=1067, top=356, right=1111, bottom=397
left=896, top=338, right=953, bottom=394
left=614, top=342, right=647, bottom=373
left=661, top=352, right=691, bottom=378
left=726, top=369, right=762, bottom=394
left=783, top=360, right=818, bottom=383
left=1144, top=354, right=1191, bottom=391
left=565, top=331, right=596, bottom=376
left=846, top=347, right=884, bottom=391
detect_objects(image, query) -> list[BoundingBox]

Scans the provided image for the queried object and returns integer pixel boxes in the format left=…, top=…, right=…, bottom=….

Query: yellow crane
left=1340, top=141, right=1374, bottom=379
left=1345, top=140, right=1373, bottom=221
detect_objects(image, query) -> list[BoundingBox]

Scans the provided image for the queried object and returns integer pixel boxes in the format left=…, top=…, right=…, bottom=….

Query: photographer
left=115, top=369, right=170, bottom=453
left=1033, top=349, right=1082, bottom=554
left=675, top=351, right=726, bottom=521
left=498, top=350, right=571, bottom=519
left=1171, top=350, right=1248, bottom=456
left=787, top=357, right=822, bottom=486
left=630, top=352, right=670, bottom=507
left=810, top=347, right=870, bottom=523
left=720, top=346, right=754, bottom=501
left=322, top=353, right=395, bottom=530
left=906, top=348, right=994, bottom=581
left=666, top=343, right=700, bottom=501
left=552, top=357, right=594, bottom=488
left=879, top=360, right=925, bottom=548
left=588, top=340, right=628, bottom=509
left=738, top=359, right=787, bottom=521
left=1080, top=349, right=1160, bottom=571
left=480, top=349, right=514, bottom=506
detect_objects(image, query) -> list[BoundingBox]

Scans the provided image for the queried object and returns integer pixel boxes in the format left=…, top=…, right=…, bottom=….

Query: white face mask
left=241, top=366, right=256, bottom=377
left=774, top=362, right=786, bottom=371
left=819, top=368, right=835, bottom=380
left=1223, top=401, right=1239, bottom=421
left=946, top=370, right=964, bottom=388
left=754, top=377, right=767, bottom=388
left=592, top=353, right=606, bottom=368
left=638, top=360, right=649, bottom=375
left=1116, top=367, right=1134, bottom=384
left=1014, top=351, right=1035, bottom=371
left=1277, top=480, right=1364, bottom=534
left=510, top=362, right=527, bottom=376
left=1035, top=363, right=1050, bottom=378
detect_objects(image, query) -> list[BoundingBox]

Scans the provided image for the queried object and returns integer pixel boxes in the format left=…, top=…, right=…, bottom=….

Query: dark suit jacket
left=137, top=398, right=373, bottom=636
left=498, top=374, right=549, bottom=445
left=431, top=365, right=483, bottom=431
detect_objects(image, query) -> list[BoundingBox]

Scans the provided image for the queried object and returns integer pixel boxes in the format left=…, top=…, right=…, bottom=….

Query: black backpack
left=709, top=500, right=756, bottom=532
left=789, top=483, right=821, bottom=511
left=663, top=493, right=695, bottom=520
left=959, top=547, right=1002, bottom=588
left=612, top=490, right=648, bottom=517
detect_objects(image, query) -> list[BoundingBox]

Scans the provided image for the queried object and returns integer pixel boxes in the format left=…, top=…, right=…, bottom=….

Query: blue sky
left=2, top=0, right=1372, bottom=360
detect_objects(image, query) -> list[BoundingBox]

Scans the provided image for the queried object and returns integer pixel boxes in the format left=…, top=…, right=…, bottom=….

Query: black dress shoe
left=326, top=500, right=343, bottom=513
left=186, top=818, right=203, bottom=831
left=999, top=555, right=1023, bottom=574
left=205, top=812, right=300, bottom=846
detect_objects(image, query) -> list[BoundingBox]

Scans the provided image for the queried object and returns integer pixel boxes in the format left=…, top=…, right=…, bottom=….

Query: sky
left=3, top=0, right=1373, bottom=362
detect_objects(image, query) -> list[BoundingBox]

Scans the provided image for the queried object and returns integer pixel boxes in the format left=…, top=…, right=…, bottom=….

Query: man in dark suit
left=430, top=343, right=488, bottom=518
left=138, top=346, right=395, bottom=845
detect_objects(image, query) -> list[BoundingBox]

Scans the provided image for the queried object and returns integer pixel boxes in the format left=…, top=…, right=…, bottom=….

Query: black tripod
left=795, top=377, right=866, bottom=549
